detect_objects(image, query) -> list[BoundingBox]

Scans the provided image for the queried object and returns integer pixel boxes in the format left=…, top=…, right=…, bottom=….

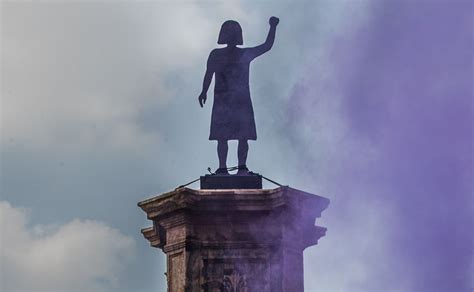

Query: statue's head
left=218, top=20, right=243, bottom=45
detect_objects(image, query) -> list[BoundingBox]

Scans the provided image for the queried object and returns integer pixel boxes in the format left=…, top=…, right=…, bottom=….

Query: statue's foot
left=215, top=168, right=229, bottom=175
left=236, top=165, right=250, bottom=175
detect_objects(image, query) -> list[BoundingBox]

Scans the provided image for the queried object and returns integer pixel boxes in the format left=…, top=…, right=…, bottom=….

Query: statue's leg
left=217, top=140, right=228, bottom=170
left=237, top=139, right=249, bottom=169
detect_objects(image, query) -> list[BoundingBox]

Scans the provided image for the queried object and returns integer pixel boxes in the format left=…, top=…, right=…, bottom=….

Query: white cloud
left=0, top=201, right=135, bottom=292
left=0, top=1, right=253, bottom=154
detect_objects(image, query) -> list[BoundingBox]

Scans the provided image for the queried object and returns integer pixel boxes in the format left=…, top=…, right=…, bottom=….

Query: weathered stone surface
left=138, top=186, right=329, bottom=292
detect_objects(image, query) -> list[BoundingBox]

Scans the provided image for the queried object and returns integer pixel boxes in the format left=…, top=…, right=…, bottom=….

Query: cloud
left=0, top=201, right=135, bottom=292
left=2, top=2, right=164, bottom=153
left=0, top=1, right=253, bottom=155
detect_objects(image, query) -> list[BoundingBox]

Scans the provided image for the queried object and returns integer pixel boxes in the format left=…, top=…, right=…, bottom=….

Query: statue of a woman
left=199, top=17, right=279, bottom=175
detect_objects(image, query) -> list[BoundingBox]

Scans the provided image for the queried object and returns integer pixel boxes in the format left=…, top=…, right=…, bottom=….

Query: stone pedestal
left=138, top=186, right=329, bottom=292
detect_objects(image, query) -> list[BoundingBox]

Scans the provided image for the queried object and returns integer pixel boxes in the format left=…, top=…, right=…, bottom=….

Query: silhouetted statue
left=199, top=17, right=279, bottom=175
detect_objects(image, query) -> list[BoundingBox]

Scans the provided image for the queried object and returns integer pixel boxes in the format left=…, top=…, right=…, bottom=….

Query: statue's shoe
left=215, top=168, right=229, bottom=175
left=236, top=165, right=250, bottom=175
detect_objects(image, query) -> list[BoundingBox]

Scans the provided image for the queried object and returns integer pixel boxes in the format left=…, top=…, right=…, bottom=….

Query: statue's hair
left=218, top=20, right=243, bottom=45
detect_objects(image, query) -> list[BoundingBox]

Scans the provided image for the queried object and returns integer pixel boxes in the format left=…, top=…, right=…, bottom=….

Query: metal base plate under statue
left=138, top=186, right=329, bottom=292
left=200, top=173, right=262, bottom=189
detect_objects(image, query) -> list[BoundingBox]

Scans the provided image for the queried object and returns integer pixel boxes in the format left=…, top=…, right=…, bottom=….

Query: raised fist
left=269, top=16, right=279, bottom=27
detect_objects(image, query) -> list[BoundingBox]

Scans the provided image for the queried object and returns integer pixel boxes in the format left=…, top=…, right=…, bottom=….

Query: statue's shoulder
left=208, top=48, right=220, bottom=60
left=210, top=48, right=225, bottom=55
left=209, top=48, right=229, bottom=63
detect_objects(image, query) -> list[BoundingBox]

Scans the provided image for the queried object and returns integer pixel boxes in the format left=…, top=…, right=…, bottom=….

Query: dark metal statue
left=199, top=17, right=279, bottom=175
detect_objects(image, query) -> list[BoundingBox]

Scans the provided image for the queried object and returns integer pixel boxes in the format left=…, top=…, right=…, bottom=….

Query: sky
left=1, top=0, right=472, bottom=291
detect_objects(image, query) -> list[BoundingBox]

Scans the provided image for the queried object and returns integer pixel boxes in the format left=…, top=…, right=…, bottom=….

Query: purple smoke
left=288, top=1, right=472, bottom=291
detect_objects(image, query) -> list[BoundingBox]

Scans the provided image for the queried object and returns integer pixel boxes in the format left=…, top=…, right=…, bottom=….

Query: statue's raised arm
left=245, top=17, right=279, bottom=60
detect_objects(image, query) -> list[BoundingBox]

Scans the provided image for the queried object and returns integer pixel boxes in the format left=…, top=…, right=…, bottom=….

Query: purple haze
left=288, top=1, right=472, bottom=291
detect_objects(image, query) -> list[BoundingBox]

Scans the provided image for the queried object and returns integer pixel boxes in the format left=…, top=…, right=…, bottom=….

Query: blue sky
left=1, top=1, right=472, bottom=291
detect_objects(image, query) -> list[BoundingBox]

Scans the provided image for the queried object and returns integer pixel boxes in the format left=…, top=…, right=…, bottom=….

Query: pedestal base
left=138, top=187, right=329, bottom=292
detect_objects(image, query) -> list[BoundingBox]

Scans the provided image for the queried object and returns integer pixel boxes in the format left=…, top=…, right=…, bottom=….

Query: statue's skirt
left=209, top=89, right=256, bottom=141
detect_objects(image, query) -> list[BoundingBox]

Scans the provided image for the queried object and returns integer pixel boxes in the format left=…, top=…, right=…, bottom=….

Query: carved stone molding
left=223, top=271, right=248, bottom=292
